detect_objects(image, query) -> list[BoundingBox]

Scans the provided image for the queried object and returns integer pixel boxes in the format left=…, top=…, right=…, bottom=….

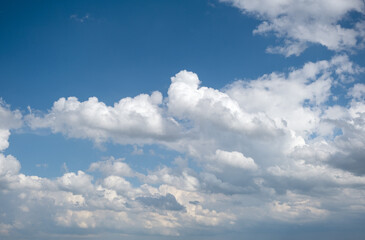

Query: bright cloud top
left=221, top=0, right=365, bottom=56
left=0, top=101, right=22, bottom=151
left=1, top=55, right=365, bottom=239
left=27, top=91, right=178, bottom=145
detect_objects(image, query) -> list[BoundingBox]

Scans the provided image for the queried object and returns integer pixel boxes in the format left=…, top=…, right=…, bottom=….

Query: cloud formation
left=137, top=193, right=186, bottom=211
left=1, top=55, right=365, bottom=239
left=221, top=0, right=365, bottom=56
left=27, top=91, right=179, bottom=145
left=0, top=101, right=22, bottom=151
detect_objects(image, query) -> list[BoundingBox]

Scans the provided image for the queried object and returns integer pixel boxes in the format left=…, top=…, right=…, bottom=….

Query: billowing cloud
left=0, top=154, right=20, bottom=180
left=88, top=157, right=134, bottom=177
left=26, top=91, right=179, bottom=145
left=225, top=55, right=363, bottom=138
left=221, top=0, right=365, bottom=56
left=2, top=0, right=365, bottom=238
left=211, top=149, right=257, bottom=170
left=324, top=99, right=365, bottom=175
left=1, top=55, right=365, bottom=239
left=167, top=70, right=278, bottom=137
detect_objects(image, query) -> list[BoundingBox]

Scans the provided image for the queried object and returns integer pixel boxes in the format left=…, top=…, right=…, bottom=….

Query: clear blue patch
left=333, top=127, right=343, bottom=138
left=5, top=131, right=103, bottom=178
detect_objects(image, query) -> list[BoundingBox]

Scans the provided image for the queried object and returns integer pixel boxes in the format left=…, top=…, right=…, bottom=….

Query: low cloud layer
left=1, top=55, right=365, bottom=239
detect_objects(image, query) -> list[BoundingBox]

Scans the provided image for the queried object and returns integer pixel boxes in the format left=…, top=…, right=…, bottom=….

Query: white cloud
left=26, top=56, right=361, bottom=164
left=221, top=0, right=365, bottom=56
left=0, top=130, right=11, bottom=152
left=349, top=83, right=365, bottom=99
left=102, top=175, right=132, bottom=194
left=57, top=171, right=94, bottom=194
left=166, top=70, right=287, bottom=161
left=27, top=92, right=179, bottom=145
left=1, top=0, right=365, bottom=237
left=0, top=101, right=22, bottom=151
left=168, top=70, right=263, bottom=134
left=88, top=157, right=133, bottom=177
left=1, top=55, right=365, bottom=238
left=225, top=55, right=362, bottom=139
left=0, top=154, right=20, bottom=179
left=268, top=192, right=328, bottom=222
left=143, top=166, right=200, bottom=192
left=211, top=149, right=257, bottom=170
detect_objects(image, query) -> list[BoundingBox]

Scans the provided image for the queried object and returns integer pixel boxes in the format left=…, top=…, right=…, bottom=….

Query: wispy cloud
left=70, top=13, right=90, bottom=23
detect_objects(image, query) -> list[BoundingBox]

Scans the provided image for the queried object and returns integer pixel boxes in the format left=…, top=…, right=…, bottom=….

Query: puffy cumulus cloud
left=266, top=159, right=365, bottom=195
left=0, top=156, right=238, bottom=239
left=220, top=0, right=365, bottom=56
left=286, top=81, right=365, bottom=176
left=102, top=175, right=133, bottom=194
left=210, top=149, right=257, bottom=170
left=166, top=69, right=298, bottom=168
left=0, top=129, right=11, bottom=152
left=322, top=98, right=365, bottom=175
left=0, top=101, right=22, bottom=151
left=57, top=171, right=94, bottom=194
left=26, top=91, right=179, bottom=145
left=164, top=56, right=362, bottom=177
left=0, top=153, right=21, bottom=192
left=143, top=165, right=200, bottom=192
left=226, top=55, right=363, bottom=139
left=168, top=70, right=277, bottom=137
left=24, top=56, right=361, bottom=166
left=2, top=56, right=365, bottom=239
left=0, top=154, right=20, bottom=178
left=88, top=156, right=133, bottom=177
left=349, top=83, right=365, bottom=99
left=0, top=101, right=22, bottom=130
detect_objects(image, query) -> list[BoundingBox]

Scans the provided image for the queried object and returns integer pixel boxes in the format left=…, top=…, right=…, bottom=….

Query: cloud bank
left=1, top=54, right=365, bottom=239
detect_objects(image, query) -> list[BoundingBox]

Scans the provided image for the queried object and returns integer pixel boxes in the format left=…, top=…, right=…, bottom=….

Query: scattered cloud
left=88, top=156, right=133, bottom=177
left=2, top=1, right=365, bottom=239
left=1, top=54, right=365, bottom=238
left=35, top=163, right=48, bottom=168
left=132, top=145, right=144, bottom=155
left=221, top=0, right=365, bottom=56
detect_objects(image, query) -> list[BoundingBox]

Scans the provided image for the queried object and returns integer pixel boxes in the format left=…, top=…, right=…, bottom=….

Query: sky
left=1, top=0, right=365, bottom=239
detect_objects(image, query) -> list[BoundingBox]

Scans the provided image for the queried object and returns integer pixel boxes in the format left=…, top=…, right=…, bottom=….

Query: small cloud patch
left=70, top=14, right=90, bottom=23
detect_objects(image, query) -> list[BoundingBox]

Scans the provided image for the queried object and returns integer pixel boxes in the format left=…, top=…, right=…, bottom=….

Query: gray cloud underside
left=136, top=193, right=186, bottom=212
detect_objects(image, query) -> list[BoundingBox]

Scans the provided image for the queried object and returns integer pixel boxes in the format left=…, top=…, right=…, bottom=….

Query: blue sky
left=1, top=0, right=365, bottom=239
